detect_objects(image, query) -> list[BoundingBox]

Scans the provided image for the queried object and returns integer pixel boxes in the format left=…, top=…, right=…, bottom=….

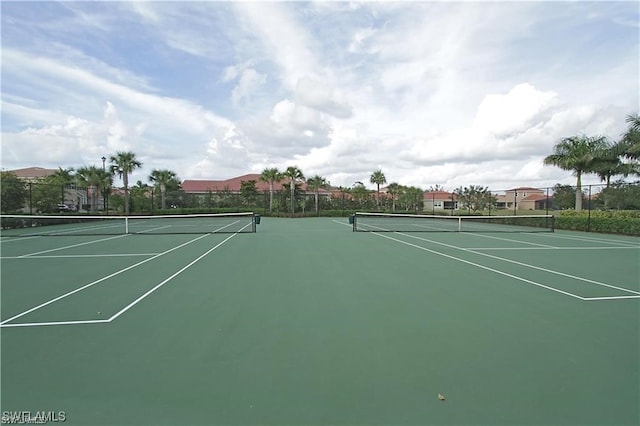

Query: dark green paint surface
left=2, top=218, right=638, bottom=425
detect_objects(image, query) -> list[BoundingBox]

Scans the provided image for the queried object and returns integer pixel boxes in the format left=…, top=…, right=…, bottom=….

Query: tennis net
left=351, top=212, right=554, bottom=233
left=0, top=212, right=259, bottom=236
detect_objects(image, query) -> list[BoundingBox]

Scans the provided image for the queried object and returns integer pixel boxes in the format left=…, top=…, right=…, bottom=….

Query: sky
left=1, top=0, right=638, bottom=192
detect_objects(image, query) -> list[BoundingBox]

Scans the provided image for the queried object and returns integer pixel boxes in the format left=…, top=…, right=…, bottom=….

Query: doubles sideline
left=0, top=222, right=249, bottom=328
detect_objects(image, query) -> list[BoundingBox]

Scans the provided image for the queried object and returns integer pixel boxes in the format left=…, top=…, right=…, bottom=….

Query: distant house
left=7, top=166, right=87, bottom=211
left=495, top=187, right=552, bottom=210
left=423, top=191, right=458, bottom=211
left=182, top=173, right=332, bottom=197
left=8, top=167, right=57, bottom=181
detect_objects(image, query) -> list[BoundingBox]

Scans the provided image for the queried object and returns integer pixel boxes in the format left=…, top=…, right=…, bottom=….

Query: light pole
left=101, top=156, right=107, bottom=212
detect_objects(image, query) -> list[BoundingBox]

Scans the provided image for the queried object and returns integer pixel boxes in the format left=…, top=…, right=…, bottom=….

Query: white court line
left=0, top=234, right=210, bottom=325
left=371, top=232, right=586, bottom=300
left=1, top=253, right=159, bottom=259
left=0, top=319, right=111, bottom=328
left=0, top=236, right=42, bottom=243
left=17, top=234, right=128, bottom=257
left=583, top=295, right=640, bottom=301
left=1, top=222, right=250, bottom=328
left=401, top=232, right=640, bottom=296
left=108, top=232, right=240, bottom=322
left=536, top=232, right=640, bottom=247
left=342, top=220, right=637, bottom=300
left=465, top=232, right=558, bottom=248
left=467, top=246, right=638, bottom=251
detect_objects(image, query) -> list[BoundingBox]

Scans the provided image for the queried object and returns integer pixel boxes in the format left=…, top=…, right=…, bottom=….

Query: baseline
left=0, top=226, right=246, bottom=328
left=370, top=232, right=585, bottom=300
left=400, top=232, right=640, bottom=297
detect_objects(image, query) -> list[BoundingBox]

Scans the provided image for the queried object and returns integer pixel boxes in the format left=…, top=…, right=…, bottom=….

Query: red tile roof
left=505, top=187, right=545, bottom=192
left=423, top=191, right=457, bottom=201
left=182, top=174, right=330, bottom=194
left=8, top=167, right=57, bottom=179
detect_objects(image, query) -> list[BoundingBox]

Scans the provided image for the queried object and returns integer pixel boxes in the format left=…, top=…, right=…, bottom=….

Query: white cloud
left=472, top=83, right=559, bottom=137
left=294, top=76, right=352, bottom=119
left=1, top=1, right=637, bottom=191
left=231, top=68, right=267, bottom=106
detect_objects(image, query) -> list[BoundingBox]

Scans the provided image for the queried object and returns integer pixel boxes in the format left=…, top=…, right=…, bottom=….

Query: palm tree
left=626, top=113, right=640, bottom=132
left=594, top=140, right=639, bottom=188
left=283, top=166, right=304, bottom=217
left=351, top=181, right=371, bottom=209
left=621, top=113, right=640, bottom=162
left=51, top=167, right=75, bottom=186
left=306, top=175, right=328, bottom=215
left=76, top=165, right=105, bottom=211
left=370, top=169, right=387, bottom=208
left=543, top=135, right=608, bottom=211
left=386, top=182, right=401, bottom=212
left=149, top=169, right=178, bottom=210
left=110, top=151, right=142, bottom=215
left=260, top=167, right=282, bottom=213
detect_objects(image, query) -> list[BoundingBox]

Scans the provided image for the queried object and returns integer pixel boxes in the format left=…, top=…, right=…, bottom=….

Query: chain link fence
left=2, top=180, right=638, bottom=234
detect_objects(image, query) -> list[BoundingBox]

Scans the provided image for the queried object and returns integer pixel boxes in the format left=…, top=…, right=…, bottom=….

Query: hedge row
left=555, top=213, right=640, bottom=236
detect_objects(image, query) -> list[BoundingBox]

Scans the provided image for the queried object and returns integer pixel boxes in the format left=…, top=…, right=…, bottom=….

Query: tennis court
left=1, top=215, right=639, bottom=425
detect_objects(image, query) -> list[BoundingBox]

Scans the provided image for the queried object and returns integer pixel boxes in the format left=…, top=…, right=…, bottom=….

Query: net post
left=458, top=216, right=462, bottom=232
left=125, top=217, right=129, bottom=234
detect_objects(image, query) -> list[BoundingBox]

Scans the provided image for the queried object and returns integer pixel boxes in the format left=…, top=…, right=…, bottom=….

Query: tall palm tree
left=370, top=169, right=387, bottom=208
left=306, top=175, right=328, bottom=215
left=626, top=113, right=640, bottom=132
left=594, top=140, right=639, bottom=188
left=260, top=167, right=282, bottom=213
left=149, top=169, right=178, bottom=210
left=76, top=165, right=105, bottom=211
left=50, top=167, right=75, bottom=207
left=386, top=182, right=401, bottom=212
left=283, top=166, right=304, bottom=217
left=110, top=151, right=142, bottom=215
left=621, top=113, right=640, bottom=162
left=543, top=135, right=608, bottom=211
left=51, top=167, right=75, bottom=185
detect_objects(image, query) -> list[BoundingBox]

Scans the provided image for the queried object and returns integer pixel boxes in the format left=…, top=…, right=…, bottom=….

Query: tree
left=0, top=171, right=27, bottom=213
left=543, top=135, right=608, bottom=211
left=130, top=180, right=152, bottom=213
left=149, top=169, right=179, bottom=210
left=306, top=175, right=328, bottom=215
left=599, top=181, right=640, bottom=210
left=351, top=182, right=372, bottom=209
left=386, top=182, right=402, bottom=212
left=110, top=151, right=142, bottom=215
left=593, top=140, right=639, bottom=189
left=626, top=113, right=640, bottom=132
left=283, top=166, right=304, bottom=216
left=454, top=185, right=495, bottom=213
left=240, top=180, right=258, bottom=207
left=370, top=169, right=387, bottom=208
left=76, top=165, right=108, bottom=211
left=551, top=184, right=580, bottom=210
left=398, top=186, right=424, bottom=212
left=620, top=114, right=640, bottom=162
left=50, top=167, right=75, bottom=187
left=260, top=168, right=282, bottom=213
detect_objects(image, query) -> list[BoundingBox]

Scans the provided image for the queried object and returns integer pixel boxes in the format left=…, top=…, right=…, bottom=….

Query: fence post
left=29, top=182, right=33, bottom=215
left=588, top=185, right=592, bottom=232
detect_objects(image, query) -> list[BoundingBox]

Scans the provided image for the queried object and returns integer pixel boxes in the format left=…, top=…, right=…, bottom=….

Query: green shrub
left=555, top=211, right=640, bottom=235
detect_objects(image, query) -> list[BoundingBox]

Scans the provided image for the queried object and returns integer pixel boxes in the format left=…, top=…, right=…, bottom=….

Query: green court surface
left=1, top=217, right=639, bottom=425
